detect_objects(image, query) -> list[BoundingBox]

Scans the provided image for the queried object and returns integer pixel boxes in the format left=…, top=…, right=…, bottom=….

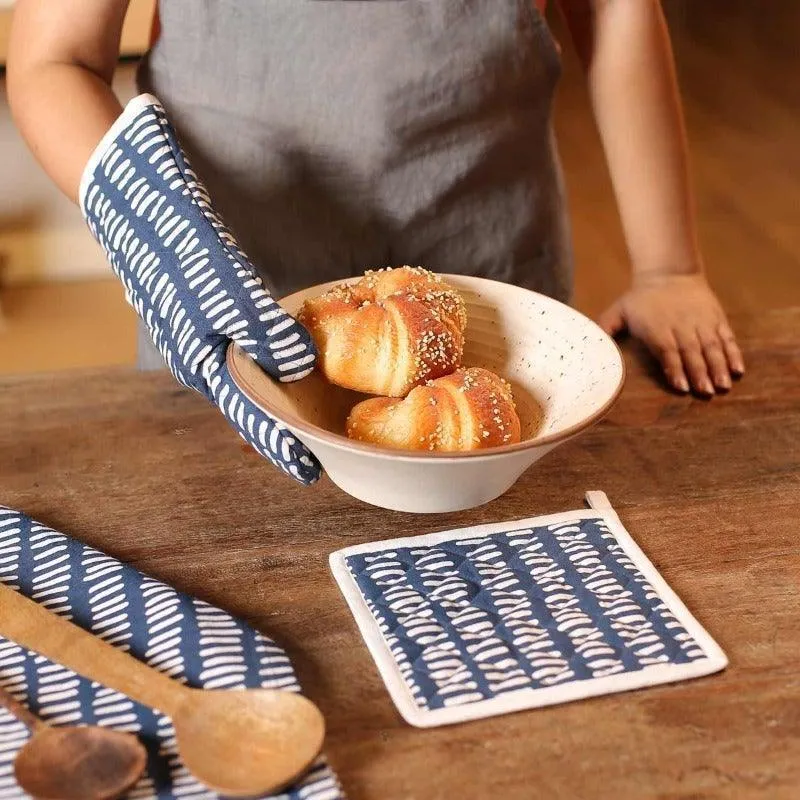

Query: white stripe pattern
left=512, top=534, right=627, bottom=679
left=79, top=94, right=321, bottom=485
left=255, top=639, right=298, bottom=692
left=596, top=522, right=707, bottom=660
left=456, top=537, right=574, bottom=687
left=0, top=655, right=29, bottom=800
left=25, top=526, right=84, bottom=730
left=0, top=512, right=28, bottom=799
left=362, top=551, right=486, bottom=707
left=28, top=525, right=72, bottom=616
left=192, top=601, right=247, bottom=690
left=141, top=580, right=186, bottom=679
left=553, top=524, right=670, bottom=667
left=82, top=550, right=132, bottom=647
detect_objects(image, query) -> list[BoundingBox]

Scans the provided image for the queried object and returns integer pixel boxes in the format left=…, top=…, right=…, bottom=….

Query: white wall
left=0, top=67, right=141, bottom=285
left=0, top=0, right=153, bottom=285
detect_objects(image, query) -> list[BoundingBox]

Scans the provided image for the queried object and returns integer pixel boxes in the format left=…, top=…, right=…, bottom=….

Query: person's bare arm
left=576, top=0, right=700, bottom=281
left=557, top=0, right=744, bottom=395
left=7, top=0, right=131, bottom=202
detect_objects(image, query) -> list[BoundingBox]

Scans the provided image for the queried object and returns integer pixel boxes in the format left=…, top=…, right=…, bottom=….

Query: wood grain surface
left=1, top=307, right=798, bottom=799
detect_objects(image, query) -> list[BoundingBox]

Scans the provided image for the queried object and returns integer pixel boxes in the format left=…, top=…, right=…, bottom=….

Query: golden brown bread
left=297, top=266, right=467, bottom=397
left=346, top=367, right=522, bottom=452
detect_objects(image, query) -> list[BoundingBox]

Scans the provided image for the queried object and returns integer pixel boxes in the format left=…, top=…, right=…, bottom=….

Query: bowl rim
left=228, top=274, right=627, bottom=462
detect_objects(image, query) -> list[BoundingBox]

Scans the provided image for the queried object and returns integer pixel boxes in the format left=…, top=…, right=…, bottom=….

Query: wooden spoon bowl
left=14, top=726, right=147, bottom=800
left=173, top=687, right=325, bottom=796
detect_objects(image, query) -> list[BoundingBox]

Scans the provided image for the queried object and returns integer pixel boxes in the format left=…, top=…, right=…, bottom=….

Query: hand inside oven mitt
left=79, top=94, right=320, bottom=484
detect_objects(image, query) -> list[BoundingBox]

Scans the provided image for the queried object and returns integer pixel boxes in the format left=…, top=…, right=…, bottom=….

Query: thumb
left=234, top=280, right=318, bottom=383
left=597, top=302, right=626, bottom=337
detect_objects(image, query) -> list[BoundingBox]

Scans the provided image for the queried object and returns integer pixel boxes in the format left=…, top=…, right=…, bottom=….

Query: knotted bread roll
left=297, top=266, right=467, bottom=397
left=346, top=367, right=521, bottom=452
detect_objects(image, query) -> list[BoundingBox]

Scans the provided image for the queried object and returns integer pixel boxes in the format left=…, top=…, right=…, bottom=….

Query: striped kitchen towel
left=0, top=507, right=342, bottom=800
left=330, top=492, right=727, bottom=728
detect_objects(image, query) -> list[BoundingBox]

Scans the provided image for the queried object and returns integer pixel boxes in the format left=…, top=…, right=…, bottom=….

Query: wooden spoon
left=0, top=683, right=147, bottom=800
left=0, top=584, right=325, bottom=797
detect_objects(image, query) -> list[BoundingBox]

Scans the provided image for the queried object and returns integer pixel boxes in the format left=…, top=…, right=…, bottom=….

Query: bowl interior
left=229, top=274, right=624, bottom=455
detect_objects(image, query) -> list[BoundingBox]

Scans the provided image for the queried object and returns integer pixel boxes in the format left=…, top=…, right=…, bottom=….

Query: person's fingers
left=237, top=282, right=318, bottom=382
left=661, top=346, right=690, bottom=393
left=648, top=332, right=689, bottom=393
left=597, top=303, right=626, bottom=337
left=699, top=333, right=732, bottom=391
left=717, top=321, right=745, bottom=376
left=678, top=332, right=715, bottom=395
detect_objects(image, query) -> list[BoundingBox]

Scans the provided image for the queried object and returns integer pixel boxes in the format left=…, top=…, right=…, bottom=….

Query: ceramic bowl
left=228, top=274, right=625, bottom=513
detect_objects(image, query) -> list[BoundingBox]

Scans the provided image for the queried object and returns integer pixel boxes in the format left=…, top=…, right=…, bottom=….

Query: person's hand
left=80, top=95, right=321, bottom=484
left=598, top=273, right=745, bottom=395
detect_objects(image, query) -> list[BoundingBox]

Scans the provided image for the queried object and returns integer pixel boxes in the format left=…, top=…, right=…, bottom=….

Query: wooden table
left=1, top=308, right=798, bottom=799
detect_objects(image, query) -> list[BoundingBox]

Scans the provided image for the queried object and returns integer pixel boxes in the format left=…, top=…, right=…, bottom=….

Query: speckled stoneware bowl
left=228, top=274, right=625, bottom=513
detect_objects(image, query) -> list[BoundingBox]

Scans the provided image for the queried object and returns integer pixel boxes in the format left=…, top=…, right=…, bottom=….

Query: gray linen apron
left=135, top=0, right=573, bottom=369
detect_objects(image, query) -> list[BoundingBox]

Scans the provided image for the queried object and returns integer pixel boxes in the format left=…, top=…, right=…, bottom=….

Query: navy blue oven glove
left=79, top=95, right=321, bottom=485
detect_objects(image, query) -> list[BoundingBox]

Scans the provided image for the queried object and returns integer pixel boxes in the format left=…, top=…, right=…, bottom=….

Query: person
left=6, top=0, right=744, bottom=484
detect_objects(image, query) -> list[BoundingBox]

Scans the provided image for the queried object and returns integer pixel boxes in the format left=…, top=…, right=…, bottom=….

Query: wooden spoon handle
left=0, top=584, right=183, bottom=717
left=0, top=682, right=44, bottom=732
